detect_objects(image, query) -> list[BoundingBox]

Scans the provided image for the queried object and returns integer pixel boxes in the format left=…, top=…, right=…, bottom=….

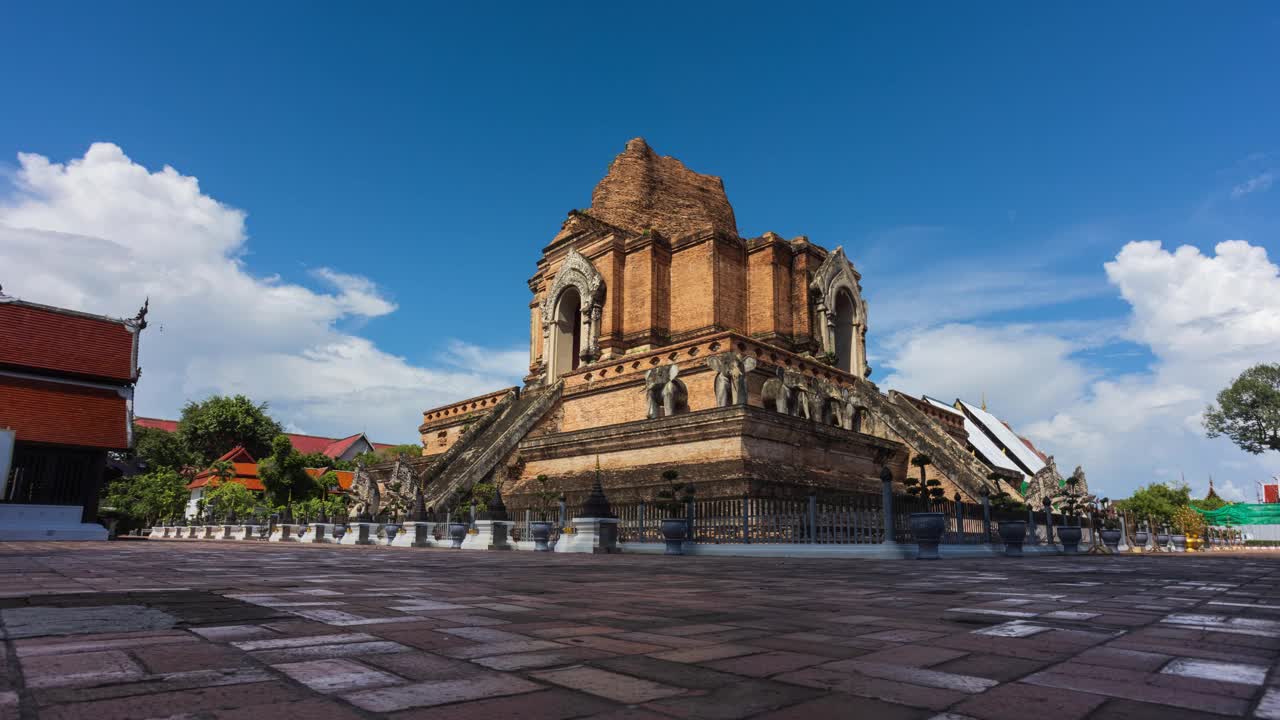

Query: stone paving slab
left=0, top=542, right=1279, bottom=718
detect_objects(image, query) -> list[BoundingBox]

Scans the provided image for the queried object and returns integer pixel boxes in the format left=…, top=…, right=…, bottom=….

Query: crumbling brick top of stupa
left=585, top=138, right=739, bottom=241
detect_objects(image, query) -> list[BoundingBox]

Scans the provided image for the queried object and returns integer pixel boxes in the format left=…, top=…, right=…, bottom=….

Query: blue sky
left=2, top=2, right=1278, bottom=498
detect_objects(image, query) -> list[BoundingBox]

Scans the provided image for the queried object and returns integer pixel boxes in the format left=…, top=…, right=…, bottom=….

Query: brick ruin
left=364, top=139, right=1044, bottom=515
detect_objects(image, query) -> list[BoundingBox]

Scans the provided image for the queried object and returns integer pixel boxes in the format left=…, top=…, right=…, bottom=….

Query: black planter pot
left=1171, top=534, right=1187, bottom=552
left=448, top=522, right=469, bottom=549
left=1156, top=532, right=1170, bottom=549
left=530, top=521, right=553, bottom=552
left=910, top=512, right=946, bottom=560
left=998, top=520, right=1028, bottom=557
left=1100, top=529, right=1122, bottom=553
left=1057, top=525, right=1082, bottom=554
left=1134, top=531, right=1149, bottom=549
left=660, top=518, right=689, bottom=556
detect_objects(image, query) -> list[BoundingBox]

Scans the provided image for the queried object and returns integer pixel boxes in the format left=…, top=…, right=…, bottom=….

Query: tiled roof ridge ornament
left=580, top=457, right=615, bottom=519
left=0, top=282, right=12, bottom=304
left=127, top=297, right=149, bottom=332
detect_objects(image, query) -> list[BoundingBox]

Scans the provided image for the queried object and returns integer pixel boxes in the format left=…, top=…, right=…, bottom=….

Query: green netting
left=1194, top=503, right=1280, bottom=525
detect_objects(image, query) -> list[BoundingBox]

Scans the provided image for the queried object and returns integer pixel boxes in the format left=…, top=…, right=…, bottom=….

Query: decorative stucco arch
left=809, top=246, right=869, bottom=378
left=540, top=248, right=605, bottom=380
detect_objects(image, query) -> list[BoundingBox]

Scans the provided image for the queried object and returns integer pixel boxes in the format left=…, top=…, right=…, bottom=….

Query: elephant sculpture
left=761, top=367, right=793, bottom=414
left=644, top=364, right=688, bottom=419
left=706, top=351, right=757, bottom=407
left=837, top=386, right=863, bottom=431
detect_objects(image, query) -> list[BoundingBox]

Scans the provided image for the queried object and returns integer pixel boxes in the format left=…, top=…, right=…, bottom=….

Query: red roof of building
left=0, top=374, right=130, bottom=449
left=0, top=300, right=138, bottom=382
left=136, top=418, right=395, bottom=458
left=186, top=445, right=354, bottom=492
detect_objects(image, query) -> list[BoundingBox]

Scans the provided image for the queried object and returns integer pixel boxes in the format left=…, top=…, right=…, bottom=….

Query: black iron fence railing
left=495, top=491, right=1124, bottom=548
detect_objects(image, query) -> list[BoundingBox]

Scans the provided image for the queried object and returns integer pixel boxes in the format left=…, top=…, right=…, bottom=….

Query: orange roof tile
left=0, top=374, right=130, bottom=449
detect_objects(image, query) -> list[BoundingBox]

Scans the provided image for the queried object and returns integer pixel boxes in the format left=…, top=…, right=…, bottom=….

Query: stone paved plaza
left=1, top=542, right=1279, bottom=719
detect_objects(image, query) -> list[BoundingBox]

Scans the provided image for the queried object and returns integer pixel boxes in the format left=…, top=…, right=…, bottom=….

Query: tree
left=298, top=452, right=348, bottom=470
left=1172, top=505, right=1205, bottom=537
left=208, top=460, right=235, bottom=486
left=653, top=469, right=695, bottom=518
left=132, top=423, right=198, bottom=473
left=204, top=481, right=258, bottom=520
left=1054, top=467, right=1090, bottom=522
left=1205, top=363, right=1280, bottom=455
left=532, top=474, right=560, bottom=521
left=1115, top=482, right=1190, bottom=527
left=904, top=455, right=945, bottom=505
left=103, top=468, right=189, bottom=524
left=257, top=435, right=324, bottom=506
left=177, top=395, right=283, bottom=465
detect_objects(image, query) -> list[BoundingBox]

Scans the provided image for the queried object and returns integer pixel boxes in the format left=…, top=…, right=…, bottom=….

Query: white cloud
left=879, top=324, right=1092, bottom=424
left=0, top=143, right=525, bottom=443
left=1232, top=171, right=1273, bottom=198
left=880, top=239, right=1280, bottom=500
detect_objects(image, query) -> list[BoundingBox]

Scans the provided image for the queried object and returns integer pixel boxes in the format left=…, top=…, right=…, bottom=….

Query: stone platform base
left=0, top=502, right=107, bottom=540
left=462, top=520, right=514, bottom=550
left=392, top=522, right=438, bottom=548
left=340, top=523, right=379, bottom=546
left=555, top=518, right=620, bottom=554
left=269, top=524, right=304, bottom=542
left=303, top=524, right=338, bottom=543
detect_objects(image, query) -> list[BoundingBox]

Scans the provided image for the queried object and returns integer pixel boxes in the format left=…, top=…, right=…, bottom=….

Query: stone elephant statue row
left=761, top=367, right=864, bottom=432
left=652, top=353, right=867, bottom=432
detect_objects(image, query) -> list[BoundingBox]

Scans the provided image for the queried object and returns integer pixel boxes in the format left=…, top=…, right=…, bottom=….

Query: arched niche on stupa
left=809, top=246, right=868, bottom=378
left=540, top=248, right=604, bottom=381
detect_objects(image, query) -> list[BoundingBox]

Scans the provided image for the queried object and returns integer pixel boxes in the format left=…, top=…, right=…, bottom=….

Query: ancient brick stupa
left=373, top=139, right=1022, bottom=513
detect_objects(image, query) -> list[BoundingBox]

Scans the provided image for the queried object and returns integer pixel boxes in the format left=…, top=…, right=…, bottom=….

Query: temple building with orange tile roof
left=0, top=286, right=148, bottom=540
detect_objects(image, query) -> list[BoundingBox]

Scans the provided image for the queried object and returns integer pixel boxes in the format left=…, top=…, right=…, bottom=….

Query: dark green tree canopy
left=298, top=451, right=348, bottom=470
left=1115, top=482, right=1190, bottom=525
left=177, top=395, right=283, bottom=465
left=257, top=434, right=325, bottom=505
left=1205, top=363, right=1280, bottom=455
left=132, top=423, right=198, bottom=472
left=102, top=467, right=189, bottom=524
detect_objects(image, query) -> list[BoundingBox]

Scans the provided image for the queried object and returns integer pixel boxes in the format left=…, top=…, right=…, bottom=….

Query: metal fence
left=507, top=490, right=1117, bottom=548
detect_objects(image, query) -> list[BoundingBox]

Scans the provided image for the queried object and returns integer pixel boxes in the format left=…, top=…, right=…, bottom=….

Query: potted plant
left=1134, top=520, right=1150, bottom=550
left=1095, top=498, right=1122, bottom=552
left=1052, top=467, right=1088, bottom=554
left=1171, top=506, right=1202, bottom=552
left=530, top=475, right=559, bottom=552
left=904, top=455, right=946, bottom=559
left=1154, top=519, right=1171, bottom=550
left=447, top=502, right=470, bottom=549
left=989, top=487, right=1028, bottom=557
left=653, top=469, right=695, bottom=555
